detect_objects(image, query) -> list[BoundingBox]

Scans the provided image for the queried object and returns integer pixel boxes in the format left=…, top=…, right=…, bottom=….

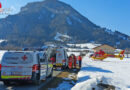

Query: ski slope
left=72, top=54, right=130, bottom=90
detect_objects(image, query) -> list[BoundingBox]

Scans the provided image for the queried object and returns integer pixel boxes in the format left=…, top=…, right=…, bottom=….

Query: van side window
left=39, top=53, right=46, bottom=62
left=48, top=58, right=52, bottom=62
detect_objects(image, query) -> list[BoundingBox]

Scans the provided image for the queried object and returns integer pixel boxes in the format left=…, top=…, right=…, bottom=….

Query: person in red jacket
left=73, top=55, right=77, bottom=69
left=68, top=55, right=73, bottom=69
left=68, top=54, right=77, bottom=69
left=50, top=55, right=56, bottom=65
left=77, top=55, right=82, bottom=68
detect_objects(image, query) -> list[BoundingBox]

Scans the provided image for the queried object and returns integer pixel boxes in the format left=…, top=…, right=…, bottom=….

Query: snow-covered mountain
left=0, top=0, right=129, bottom=49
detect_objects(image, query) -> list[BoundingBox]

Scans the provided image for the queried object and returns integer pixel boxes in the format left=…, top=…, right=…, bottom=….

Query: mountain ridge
left=0, top=0, right=129, bottom=49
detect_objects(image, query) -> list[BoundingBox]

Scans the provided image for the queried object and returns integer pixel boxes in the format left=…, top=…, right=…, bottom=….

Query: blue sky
left=0, top=0, right=130, bottom=35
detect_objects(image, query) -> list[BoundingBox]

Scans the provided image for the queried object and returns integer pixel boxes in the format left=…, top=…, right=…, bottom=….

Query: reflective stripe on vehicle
left=2, top=66, right=32, bottom=68
left=1, top=75, right=31, bottom=79
left=2, top=66, right=16, bottom=67
left=55, top=63, right=62, bottom=66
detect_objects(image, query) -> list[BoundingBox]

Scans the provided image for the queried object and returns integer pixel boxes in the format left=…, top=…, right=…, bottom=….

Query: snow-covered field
left=0, top=49, right=130, bottom=90
left=67, top=43, right=101, bottom=49
left=72, top=54, right=130, bottom=90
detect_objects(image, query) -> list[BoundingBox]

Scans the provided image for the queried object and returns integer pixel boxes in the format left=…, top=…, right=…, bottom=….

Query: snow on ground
left=72, top=54, right=130, bottom=90
left=51, top=81, right=73, bottom=90
left=67, top=48, right=88, bottom=52
left=67, top=43, right=101, bottom=49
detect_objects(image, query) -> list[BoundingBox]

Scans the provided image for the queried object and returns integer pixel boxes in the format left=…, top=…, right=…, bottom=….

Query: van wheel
left=34, top=74, right=41, bottom=85
left=3, top=81, right=10, bottom=85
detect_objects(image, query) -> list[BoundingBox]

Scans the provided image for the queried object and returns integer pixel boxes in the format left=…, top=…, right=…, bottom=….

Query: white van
left=0, top=51, right=53, bottom=85
left=47, top=47, right=68, bottom=69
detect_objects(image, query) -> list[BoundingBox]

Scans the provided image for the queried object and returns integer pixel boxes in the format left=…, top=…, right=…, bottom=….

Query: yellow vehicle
left=90, top=50, right=125, bottom=61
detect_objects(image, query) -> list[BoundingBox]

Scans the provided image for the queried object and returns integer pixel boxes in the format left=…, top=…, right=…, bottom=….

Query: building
left=93, top=44, right=116, bottom=54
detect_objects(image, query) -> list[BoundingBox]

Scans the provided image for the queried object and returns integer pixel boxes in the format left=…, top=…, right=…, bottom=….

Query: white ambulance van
left=0, top=50, right=7, bottom=78
left=47, top=47, right=68, bottom=69
left=0, top=51, right=53, bottom=85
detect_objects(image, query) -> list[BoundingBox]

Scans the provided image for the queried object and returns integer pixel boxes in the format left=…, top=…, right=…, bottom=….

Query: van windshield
left=2, top=52, right=33, bottom=64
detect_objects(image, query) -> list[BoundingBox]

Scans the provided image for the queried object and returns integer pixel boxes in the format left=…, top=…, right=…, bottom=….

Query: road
left=0, top=70, right=61, bottom=90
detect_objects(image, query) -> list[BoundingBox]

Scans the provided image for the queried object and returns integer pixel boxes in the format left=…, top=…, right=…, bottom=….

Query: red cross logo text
left=0, top=2, right=2, bottom=9
left=0, top=2, right=12, bottom=14
left=22, top=55, right=28, bottom=61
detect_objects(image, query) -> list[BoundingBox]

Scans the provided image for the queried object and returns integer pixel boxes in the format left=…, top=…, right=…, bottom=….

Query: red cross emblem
left=22, top=55, right=27, bottom=61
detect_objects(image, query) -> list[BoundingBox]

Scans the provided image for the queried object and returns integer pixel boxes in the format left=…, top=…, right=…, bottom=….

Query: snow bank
left=51, top=81, right=73, bottom=90
left=72, top=75, right=103, bottom=90
left=72, top=55, right=130, bottom=90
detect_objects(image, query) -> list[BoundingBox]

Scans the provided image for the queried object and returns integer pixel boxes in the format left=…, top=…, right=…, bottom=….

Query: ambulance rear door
left=1, top=52, right=33, bottom=80
left=38, top=52, right=47, bottom=80
left=56, top=49, right=66, bottom=66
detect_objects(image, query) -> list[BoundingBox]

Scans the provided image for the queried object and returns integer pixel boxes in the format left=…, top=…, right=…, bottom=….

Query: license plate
left=57, top=67, right=62, bottom=70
